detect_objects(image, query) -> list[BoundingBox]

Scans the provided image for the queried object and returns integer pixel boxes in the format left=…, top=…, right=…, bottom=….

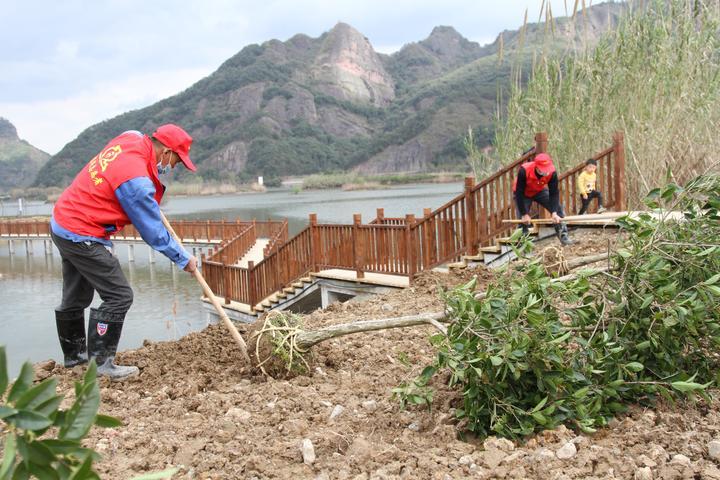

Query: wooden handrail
left=4, top=132, right=627, bottom=310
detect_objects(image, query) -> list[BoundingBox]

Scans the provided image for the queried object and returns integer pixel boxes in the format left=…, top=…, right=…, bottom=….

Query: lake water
left=0, top=183, right=463, bottom=376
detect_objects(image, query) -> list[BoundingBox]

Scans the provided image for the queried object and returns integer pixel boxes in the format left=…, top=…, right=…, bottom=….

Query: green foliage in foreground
left=395, top=174, right=720, bottom=438
left=0, top=351, right=121, bottom=479
left=0, top=350, right=179, bottom=479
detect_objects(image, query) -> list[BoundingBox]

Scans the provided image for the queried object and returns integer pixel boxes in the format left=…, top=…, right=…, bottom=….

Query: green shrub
left=397, top=174, right=720, bottom=438
left=0, top=348, right=121, bottom=478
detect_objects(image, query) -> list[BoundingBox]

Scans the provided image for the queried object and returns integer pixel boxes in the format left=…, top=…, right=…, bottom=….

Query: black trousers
left=578, top=190, right=603, bottom=215
left=516, top=189, right=566, bottom=233
left=516, top=189, right=566, bottom=219
left=50, top=231, right=133, bottom=315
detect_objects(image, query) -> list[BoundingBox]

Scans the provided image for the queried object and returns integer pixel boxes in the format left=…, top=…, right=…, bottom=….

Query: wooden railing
left=263, top=220, right=288, bottom=257
left=0, top=220, right=51, bottom=236
left=115, top=219, right=253, bottom=242
left=1, top=132, right=627, bottom=311
left=204, top=131, right=628, bottom=309
left=205, top=224, right=256, bottom=264
left=558, top=132, right=626, bottom=215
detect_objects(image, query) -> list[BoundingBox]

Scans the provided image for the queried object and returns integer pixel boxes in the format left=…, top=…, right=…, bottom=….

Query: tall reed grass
left=495, top=0, right=720, bottom=205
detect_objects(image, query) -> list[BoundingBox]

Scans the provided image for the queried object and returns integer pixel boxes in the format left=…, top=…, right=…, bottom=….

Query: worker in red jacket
left=513, top=152, right=573, bottom=246
left=51, top=124, right=198, bottom=380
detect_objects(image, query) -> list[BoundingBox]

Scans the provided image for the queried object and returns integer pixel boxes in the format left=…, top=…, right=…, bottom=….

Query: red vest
left=513, top=161, right=556, bottom=198
left=53, top=132, right=165, bottom=239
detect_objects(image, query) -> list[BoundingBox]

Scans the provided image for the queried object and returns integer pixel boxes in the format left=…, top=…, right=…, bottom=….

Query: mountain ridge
left=29, top=2, right=624, bottom=188
left=0, top=117, right=50, bottom=192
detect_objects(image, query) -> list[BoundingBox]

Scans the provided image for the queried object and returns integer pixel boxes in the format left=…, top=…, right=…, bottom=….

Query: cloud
left=0, top=67, right=211, bottom=154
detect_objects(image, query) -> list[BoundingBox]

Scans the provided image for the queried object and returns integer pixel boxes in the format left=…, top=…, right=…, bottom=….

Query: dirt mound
left=36, top=229, right=720, bottom=479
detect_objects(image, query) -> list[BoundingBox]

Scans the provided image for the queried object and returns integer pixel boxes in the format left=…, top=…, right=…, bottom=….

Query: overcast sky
left=1, top=0, right=583, bottom=154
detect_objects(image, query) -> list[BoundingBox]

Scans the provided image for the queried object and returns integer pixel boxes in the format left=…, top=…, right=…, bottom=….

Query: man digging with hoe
left=50, top=124, right=198, bottom=380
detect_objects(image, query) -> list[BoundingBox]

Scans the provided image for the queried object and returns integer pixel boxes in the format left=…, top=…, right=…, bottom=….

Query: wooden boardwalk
left=2, top=131, right=630, bottom=317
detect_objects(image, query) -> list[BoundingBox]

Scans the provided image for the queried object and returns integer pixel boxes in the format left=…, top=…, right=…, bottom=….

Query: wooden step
left=261, top=299, right=272, bottom=308
left=292, top=282, right=304, bottom=288
left=283, top=287, right=296, bottom=294
left=480, top=245, right=502, bottom=254
left=275, top=291, right=287, bottom=299
left=462, top=254, right=485, bottom=262
left=300, top=277, right=313, bottom=283
left=447, top=261, right=467, bottom=269
left=253, top=305, right=265, bottom=313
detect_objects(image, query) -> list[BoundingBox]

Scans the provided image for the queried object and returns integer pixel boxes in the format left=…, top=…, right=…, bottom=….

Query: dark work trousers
left=516, top=188, right=566, bottom=222
left=578, top=190, right=603, bottom=215
left=50, top=231, right=133, bottom=315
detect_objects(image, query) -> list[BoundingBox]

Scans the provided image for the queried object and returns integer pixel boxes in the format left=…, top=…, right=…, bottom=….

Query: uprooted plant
left=395, top=173, right=720, bottom=439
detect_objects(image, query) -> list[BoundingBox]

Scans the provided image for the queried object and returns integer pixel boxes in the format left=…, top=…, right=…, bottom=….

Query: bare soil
left=34, top=229, right=720, bottom=479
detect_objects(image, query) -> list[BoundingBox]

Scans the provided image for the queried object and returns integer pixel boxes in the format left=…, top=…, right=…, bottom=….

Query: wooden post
left=309, top=214, right=320, bottom=272
left=613, top=131, right=627, bottom=211
left=463, top=177, right=478, bottom=256
left=405, top=214, right=416, bottom=280
left=376, top=208, right=385, bottom=224
left=423, top=208, right=433, bottom=268
left=353, top=214, right=364, bottom=279
left=535, top=132, right=548, bottom=154
left=222, top=254, right=231, bottom=305
left=248, top=260, right=255, bottom=306
left=205, top=220, right=211, bottom=242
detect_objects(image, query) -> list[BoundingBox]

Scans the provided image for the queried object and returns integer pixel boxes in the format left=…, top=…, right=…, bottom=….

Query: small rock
left=647, top=445, right=669, bottom=462
left=634, top=467, right=653, bottom=480
left=302, top=439, right=316, bottom=465
left=315, top=473, right=330, bottom=480
left=407, top=422, right=420, bottom=431
left=479, top=448, right=507, bottom=469
left=225, top=408, right=251, bottom=422
left=315, top=367, right=327, bottom=377
left=556, top=442, right=577, bottom=460
left=709, top=440, right=720, bottom=461
left=381, top=304, right=394, bottom=312
left=266, top=401, right=276, bottom=410
left=459, top=455, right=474, bottom=466
left=534, top=448, right=556, bottom=463
left=329, top=405, right=345, bottom=421
left=637, top=455, right=657, bottom=468
left=669, top=454, right=691, bottom=468
left=483, top=437, right=515, bottom=452
left=702, top=465, right=720, bottom=480
left=319, top=400, right=332, bottom=408
left=361, top=400, right=378, bottom=412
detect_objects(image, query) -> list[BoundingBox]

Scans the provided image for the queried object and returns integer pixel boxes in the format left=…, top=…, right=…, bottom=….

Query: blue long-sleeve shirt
left=51, top=177, right=190, bottom=269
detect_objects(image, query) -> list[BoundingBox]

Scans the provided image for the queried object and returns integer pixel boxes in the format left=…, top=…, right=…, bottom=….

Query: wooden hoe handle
left=160, top=212, right=251, bottom=364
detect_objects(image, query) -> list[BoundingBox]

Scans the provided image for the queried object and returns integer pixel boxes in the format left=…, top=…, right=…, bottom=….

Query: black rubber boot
left=55, top=310, right=88, bottom=368
left=87, top=308, right=139, bottom=381
left=554, top=223, right=574, bottom=246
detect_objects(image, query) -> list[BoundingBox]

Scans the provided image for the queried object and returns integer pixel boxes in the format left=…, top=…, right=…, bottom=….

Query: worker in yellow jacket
left=577, top=159, right=606, bottom=215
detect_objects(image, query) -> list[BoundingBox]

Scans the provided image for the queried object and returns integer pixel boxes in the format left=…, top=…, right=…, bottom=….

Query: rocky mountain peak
left=310, top=22, right=395, bottom=106
left=0, top=117, right=19, bottom=140
left=420, top=25, right=481, bottom=58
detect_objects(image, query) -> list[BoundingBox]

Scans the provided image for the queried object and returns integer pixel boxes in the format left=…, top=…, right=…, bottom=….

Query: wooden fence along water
left=200, top=132, right=627, bottom=309
left=0, top=132, right=627, bottom=311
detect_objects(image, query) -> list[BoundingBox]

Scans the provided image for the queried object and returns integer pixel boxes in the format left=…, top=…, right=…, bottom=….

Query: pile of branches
left=395, top=174, right=720, bottom=438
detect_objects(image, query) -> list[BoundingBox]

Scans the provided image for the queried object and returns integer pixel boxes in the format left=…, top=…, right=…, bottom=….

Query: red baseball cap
left=533, top=153, right=554, bottom=175
left=152, top=124, right=196, bottom=172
